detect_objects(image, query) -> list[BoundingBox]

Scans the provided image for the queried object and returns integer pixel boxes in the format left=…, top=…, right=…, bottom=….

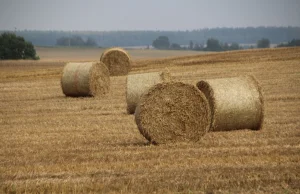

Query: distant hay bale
left=135, top=82, right=211, bottom=144
left=100, top=47, right=131, bottom=76
left=126, top=71, right=172, bottom=114
left=61, top=62, right=110, bottom=97
left=196, top=75, right=264, bottom=131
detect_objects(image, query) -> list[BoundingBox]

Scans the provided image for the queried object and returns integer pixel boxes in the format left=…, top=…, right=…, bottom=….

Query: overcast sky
left=0, top=0, right=299, bottom=31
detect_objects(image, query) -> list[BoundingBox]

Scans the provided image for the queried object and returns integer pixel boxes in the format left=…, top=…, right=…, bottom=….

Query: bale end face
left=135, top=82, right=211, bottom=144
left=89, top=61, right=110, bottom=97
left=100, top=47, right=131, bottom=76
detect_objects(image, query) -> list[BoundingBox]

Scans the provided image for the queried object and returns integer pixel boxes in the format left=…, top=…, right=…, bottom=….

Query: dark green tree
left=0, top=32, right=39, bottom=60
left=152, top=36, right=170, bottom=49
left=205, top=38, right=223, bottom=51
left=257, top=38, right=270, bottom=48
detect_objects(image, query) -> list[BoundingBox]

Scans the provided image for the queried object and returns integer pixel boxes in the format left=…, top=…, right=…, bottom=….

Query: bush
left=0, top=32, right=39, bottom=60
left=205, top=38, right=223, bottom=51
left=257, top=38, right=270, bottom=48
left=152, top=36, right=170, bottom=50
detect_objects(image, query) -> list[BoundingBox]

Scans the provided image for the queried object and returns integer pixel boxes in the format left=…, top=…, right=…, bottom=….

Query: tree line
left=1, top=26, right=299, bottom=47
left=152, top=36, right=274, bottom=51
left=56, top=36, right=97, bottom=47
left=1, top=31, right=299, bottom=60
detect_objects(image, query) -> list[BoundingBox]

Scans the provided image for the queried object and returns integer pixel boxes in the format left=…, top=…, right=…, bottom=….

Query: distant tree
left=0, top=32, right=39, bottom=60
left=170, top=43, right=182, bottom=50
left=189, top=40, right=194, bottom=50
left=277, top=39, right=300, bottom=47
left=152, top=36, right=170, bottom=49
left=205, top=38, right=223, bottom=51
left=257, top=38, right=270, bottom=48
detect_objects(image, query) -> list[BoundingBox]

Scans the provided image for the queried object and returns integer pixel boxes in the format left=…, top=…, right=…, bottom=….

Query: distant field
left=0, top=47, right=300, bottom=193
left=35, top=46, right=205, bottom=61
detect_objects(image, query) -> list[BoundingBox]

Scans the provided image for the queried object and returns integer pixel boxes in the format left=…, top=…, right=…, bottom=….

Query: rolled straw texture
left=61, top=62, right=110, bottom=97
left=100, top=47, right=131, bottom=76
left=126, top=71, right=171, bottom=114
left=196, top=75, right=264, bottom=131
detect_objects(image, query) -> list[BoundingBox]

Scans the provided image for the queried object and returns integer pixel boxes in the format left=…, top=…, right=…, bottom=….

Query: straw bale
left=100, top=47, right=131, bottom=76
left=196, top=75, right=264, bottom=131
left=135, top=82, right=211, bottom=144
left=126, top=71, right=172, bottom=114
left=61, top=62, right=110, bottom=97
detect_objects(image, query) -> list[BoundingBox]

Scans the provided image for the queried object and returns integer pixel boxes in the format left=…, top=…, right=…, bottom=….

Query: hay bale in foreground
left=196, top=75, right=264, bottom=131
left=135, top=82, right=211, bottom=144
left=126, top=71, right=172, bottom=114
left=100, top=47, right=131, bottom=76
left=61, top=62, right=110, bottom=97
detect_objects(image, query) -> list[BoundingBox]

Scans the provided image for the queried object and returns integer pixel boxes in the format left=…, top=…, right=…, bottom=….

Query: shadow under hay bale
left=126, top=71, right=172, bottom=114
left=100, top=47, right=131, bottom=76
left=61, top=62, right=110, bottom=97
left=196, top=75, right=264, bottom=132
left=135, top=82, right=211, bottom=144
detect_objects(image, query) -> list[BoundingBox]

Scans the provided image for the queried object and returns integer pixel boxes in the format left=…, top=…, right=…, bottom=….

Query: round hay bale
left=100, top=47, right=131, bottom=76
left=196, top=75, right=264, bottom=131
left=61, top=62, right=110, bottom=97
left=126, top=71, right=172, bottom=114
left=135, top=82, right=211, bottom=144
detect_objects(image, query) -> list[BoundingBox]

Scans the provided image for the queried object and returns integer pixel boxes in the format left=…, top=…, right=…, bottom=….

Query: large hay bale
left=196, top=75, right=264, bottom=131
left=126, top=71, right=172, bottom=114
left=61, top=62, right=110, bottom=97
left=135, top=82, right=211, bottom=144
left=100, top=47, right=131, bottom=76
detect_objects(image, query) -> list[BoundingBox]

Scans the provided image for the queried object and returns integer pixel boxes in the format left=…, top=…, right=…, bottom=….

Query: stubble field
left=0, top=47, right=299, bottom=193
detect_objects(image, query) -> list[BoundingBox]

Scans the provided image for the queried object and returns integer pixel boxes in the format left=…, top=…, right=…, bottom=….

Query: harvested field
left=0, top=47, right=300, bottom=193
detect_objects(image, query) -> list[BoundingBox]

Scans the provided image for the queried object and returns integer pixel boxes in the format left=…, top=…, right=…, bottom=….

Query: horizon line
left=1, top=26, right=300, bottom=32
